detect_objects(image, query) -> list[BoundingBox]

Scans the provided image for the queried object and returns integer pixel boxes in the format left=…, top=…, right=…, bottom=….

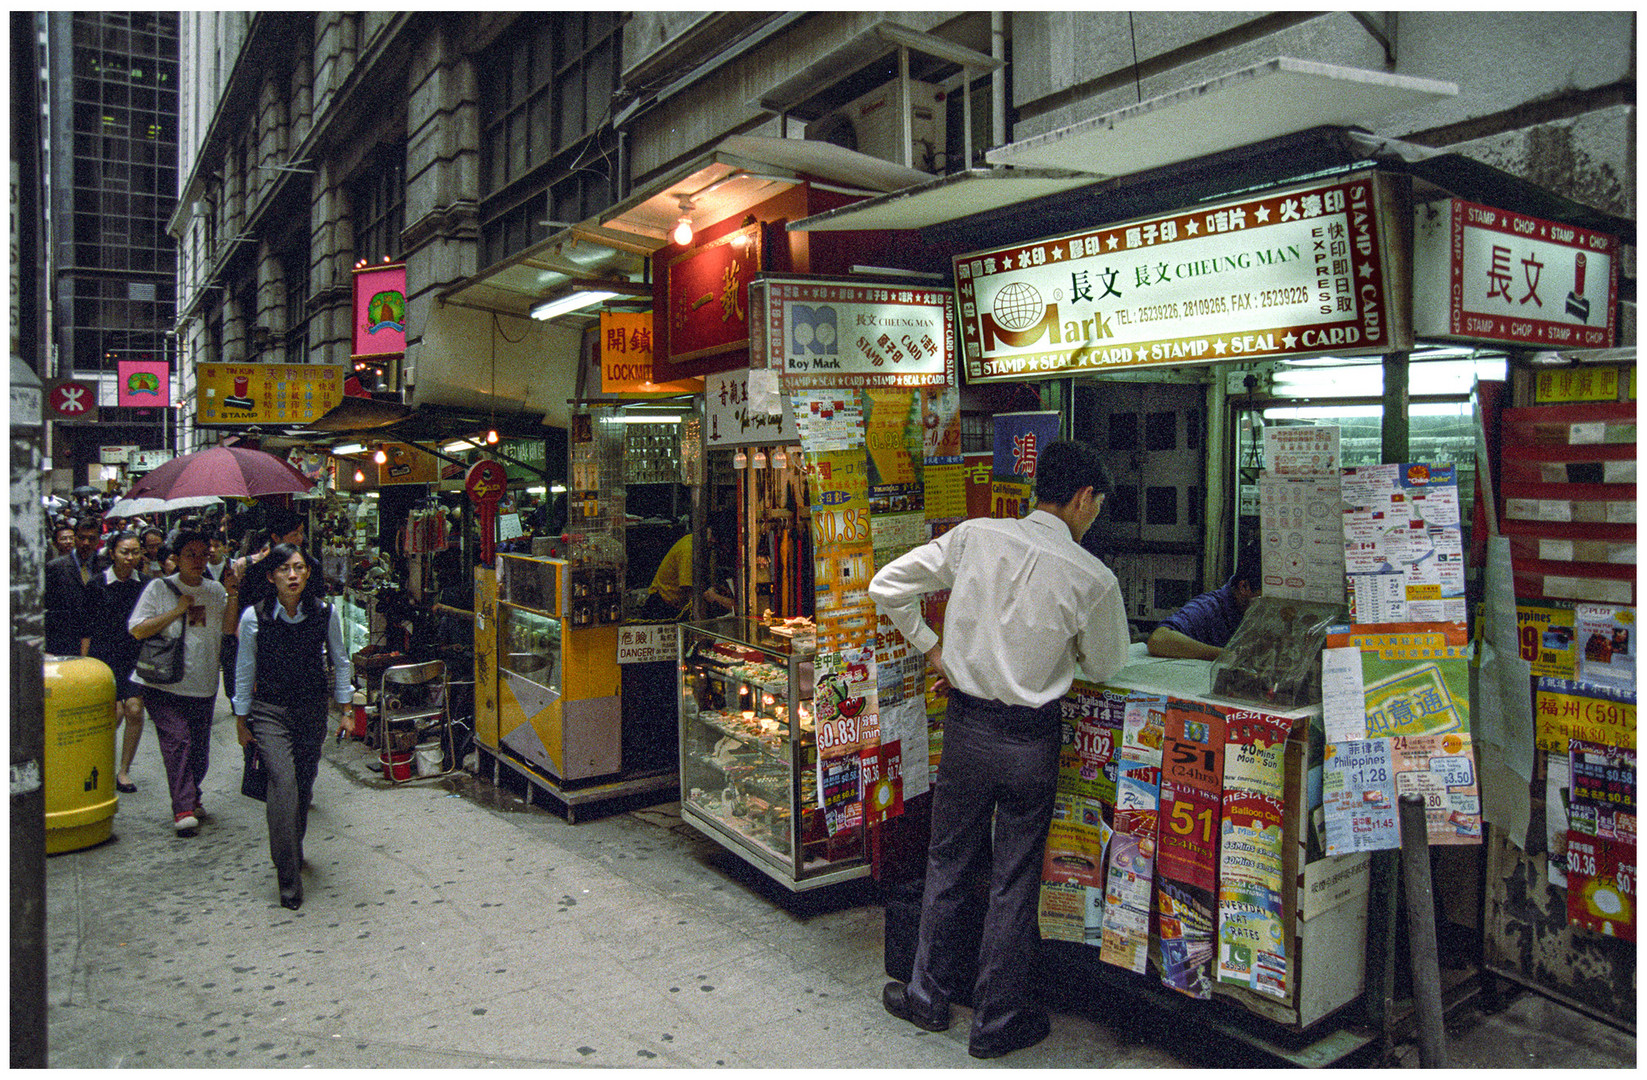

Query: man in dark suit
left=43, top=518, right=103, bottom=656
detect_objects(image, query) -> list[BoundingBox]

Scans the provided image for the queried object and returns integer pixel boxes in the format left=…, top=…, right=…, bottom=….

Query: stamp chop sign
left=953, top=171, right=1406, bottom=380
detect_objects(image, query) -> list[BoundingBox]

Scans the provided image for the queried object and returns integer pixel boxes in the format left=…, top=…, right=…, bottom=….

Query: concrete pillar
left=308, top=162, right=354, bottom=368
left=402, top=22, right=481, bottom=391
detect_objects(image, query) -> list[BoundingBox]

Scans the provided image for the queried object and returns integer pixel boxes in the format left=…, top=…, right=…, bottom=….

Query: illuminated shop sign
left=952, top=171, right=1407, bottom=381
left=751, top=275, right=955, bottom=389
left=1413, top=198, right=1617, bottom=349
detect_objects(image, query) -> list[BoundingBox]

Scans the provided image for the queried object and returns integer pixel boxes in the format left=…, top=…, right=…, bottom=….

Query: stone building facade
left=170, top=11, right=1634, bottom=453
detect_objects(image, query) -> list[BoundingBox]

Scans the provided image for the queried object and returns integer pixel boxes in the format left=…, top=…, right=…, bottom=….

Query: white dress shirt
left=868, top=510, right=1129, bottom=708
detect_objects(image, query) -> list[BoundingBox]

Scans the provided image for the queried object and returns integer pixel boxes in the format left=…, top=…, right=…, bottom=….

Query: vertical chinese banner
left=1217, top=710, right=1292, bottom=1000
left=1156, top=700, right=1226, bottom=999
left=991, top=410, right=1061, bottom=519
left=1565, top=739, right=1636, bottom=941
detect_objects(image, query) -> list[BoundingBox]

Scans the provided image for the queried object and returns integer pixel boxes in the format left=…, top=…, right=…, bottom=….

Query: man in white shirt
left=869, top=439, right=1128, bottom=1059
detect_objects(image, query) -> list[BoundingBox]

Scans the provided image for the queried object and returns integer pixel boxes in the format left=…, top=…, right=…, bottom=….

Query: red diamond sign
left=46, top=379, right=99, bottom=423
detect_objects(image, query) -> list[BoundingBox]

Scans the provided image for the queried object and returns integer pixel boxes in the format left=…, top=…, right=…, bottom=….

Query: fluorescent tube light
left=332, top=442, right=365, bottom=455
left=531, top=289, right=621, bottom=320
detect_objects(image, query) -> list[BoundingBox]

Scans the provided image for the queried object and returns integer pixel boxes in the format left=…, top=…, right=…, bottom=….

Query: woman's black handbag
left=133, top=581, right=185, bottom=684
left=240, top=742, right=267, bottom=801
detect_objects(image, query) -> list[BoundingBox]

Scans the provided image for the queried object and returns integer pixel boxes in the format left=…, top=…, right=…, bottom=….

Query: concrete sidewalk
left=42, top=697, right=1634, bottom=1069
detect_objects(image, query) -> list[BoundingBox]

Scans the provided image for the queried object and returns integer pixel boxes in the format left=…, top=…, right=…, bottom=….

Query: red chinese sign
left=1413, top=198, right=1618, bottom=349
left=657, top=222, right=760, bottom=372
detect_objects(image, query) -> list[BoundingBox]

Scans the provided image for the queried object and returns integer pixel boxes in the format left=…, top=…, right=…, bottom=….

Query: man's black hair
left=172, top=528, right=210, bottom=555
left=1232, top=542, right=1263, bottom=591
left=266, top=508, right=303, bottom=538
left=1033, top=439, right=1113, bottom=506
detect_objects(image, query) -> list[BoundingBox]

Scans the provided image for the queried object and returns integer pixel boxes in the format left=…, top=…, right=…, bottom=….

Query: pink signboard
left=116, top=359, right=171, bottom=406
left=352, top=263, right=407, bottom=358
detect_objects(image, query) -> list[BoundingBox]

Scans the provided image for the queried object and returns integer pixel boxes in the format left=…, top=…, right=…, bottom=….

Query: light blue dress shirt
left=233, top=601, right=353, bottom=716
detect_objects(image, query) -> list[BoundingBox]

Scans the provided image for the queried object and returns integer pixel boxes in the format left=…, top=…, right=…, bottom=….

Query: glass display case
left=494, top=553, right=621, bottom=781
left=678, top=617, right=868, bottom=891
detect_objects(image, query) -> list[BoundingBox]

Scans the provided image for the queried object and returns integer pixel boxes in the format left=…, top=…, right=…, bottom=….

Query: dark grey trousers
left=247, top=700, right=328, bottom=904
left=908, top=688, right=1061, bottom=1050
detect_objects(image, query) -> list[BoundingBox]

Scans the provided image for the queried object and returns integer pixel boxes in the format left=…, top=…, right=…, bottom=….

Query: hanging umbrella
left=123, top=446, right=315, bottom=501
left=104, top=494, right=223, bottom=519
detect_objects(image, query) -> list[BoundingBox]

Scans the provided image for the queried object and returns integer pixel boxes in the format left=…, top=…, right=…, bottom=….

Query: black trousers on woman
left=246, top=699, right=328, bottom=905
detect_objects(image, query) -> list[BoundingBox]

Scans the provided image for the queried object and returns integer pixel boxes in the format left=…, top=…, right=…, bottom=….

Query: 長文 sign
left=1413, top=198, right=1618, bottom=349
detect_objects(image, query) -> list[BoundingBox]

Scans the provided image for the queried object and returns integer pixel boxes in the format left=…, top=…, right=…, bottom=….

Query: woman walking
left=81, top=531, right=148, bottom=792
left=127, top=529, right=237, bottom=835
left=233, top=543, right=352, bottom=910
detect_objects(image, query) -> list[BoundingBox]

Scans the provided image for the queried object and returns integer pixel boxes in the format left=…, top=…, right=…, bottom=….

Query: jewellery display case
left=678, top=617, right=868, bottom=891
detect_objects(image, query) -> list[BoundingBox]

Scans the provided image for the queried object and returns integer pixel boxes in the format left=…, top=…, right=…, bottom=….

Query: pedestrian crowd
left=43, top=496, right=349, bottom=909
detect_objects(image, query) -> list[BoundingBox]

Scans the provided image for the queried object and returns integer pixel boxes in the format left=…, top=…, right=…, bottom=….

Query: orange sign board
left=600, top=312, right=702, bottom=394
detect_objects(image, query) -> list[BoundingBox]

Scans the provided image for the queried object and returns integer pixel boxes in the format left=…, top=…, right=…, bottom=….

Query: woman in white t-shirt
left=128, top=529, right=239, bottom=835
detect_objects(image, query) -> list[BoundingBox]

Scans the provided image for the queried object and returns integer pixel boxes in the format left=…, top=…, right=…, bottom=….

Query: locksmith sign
left=953, top=171, right=1408, bottom=381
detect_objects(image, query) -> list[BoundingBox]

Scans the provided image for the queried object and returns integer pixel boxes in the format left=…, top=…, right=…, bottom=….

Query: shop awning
left=786, top=167, right=1098, bottom=233
left=985, top=57, right=1457, bottom=176
left=439, top=136, right=931, bottom=321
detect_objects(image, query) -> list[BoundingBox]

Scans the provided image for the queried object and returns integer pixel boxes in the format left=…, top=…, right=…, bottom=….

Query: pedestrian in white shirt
left=869, top=439, right=1128, bottom=1059
left=128, top=529, right=239, bottom=834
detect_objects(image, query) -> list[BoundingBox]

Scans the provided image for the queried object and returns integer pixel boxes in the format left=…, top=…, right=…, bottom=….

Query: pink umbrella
left=123, top=446, right=314, bottom=501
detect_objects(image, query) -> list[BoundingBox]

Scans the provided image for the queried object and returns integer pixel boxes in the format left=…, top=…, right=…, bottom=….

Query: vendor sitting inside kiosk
left=639, top=512, right=737, bottom=620
left=1146, top=545, right=1261, bottom=661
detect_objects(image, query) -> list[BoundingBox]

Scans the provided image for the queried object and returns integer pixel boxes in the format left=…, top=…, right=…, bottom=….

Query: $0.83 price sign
left=816, top=712, right=860, bottom=752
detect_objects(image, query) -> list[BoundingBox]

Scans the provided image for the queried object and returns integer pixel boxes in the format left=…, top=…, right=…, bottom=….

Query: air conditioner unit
left=806, top=79, right=947, bottom=173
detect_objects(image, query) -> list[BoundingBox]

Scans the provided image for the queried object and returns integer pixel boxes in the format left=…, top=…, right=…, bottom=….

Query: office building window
left=478, top=13, right=620, bottom=267
left=350, top=142, right=406, bottom=265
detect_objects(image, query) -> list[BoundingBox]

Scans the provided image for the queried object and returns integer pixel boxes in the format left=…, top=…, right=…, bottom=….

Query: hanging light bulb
left=772, top=445, right=788, bottom=469
left=751, top=447, right=767, bottom=469
left=372, top=445, right=388, bottom=465
left=353, top=467, right=365, bottom=483
left=672, top=194, right=695, bottom=246
left=732, top=449, right=747, bottom=470
left=486, top=428, right=499, bottom=445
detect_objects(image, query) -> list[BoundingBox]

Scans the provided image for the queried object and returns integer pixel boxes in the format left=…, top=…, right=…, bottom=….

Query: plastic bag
left=1210, top=596, right=1345, bottom=708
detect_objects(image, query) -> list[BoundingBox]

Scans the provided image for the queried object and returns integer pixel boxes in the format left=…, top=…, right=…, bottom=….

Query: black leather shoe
left=968, top=1013, right=1051, bottom=1059
left=883, top=981, right=950, bottom=1032
left=279, top=896, right=302, bottom=911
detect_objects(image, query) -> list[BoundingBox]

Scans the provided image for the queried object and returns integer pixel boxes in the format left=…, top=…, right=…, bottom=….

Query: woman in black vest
left=81, top=530, right=148, bottom=792
left=232, top=543, right=353, bottom=910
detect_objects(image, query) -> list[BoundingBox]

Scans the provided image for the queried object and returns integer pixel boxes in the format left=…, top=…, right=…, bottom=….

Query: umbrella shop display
left=123, top=446, right=314, bottom=501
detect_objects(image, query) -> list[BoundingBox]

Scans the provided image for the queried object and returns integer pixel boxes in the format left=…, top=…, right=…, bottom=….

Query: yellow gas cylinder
left=42, top=655, right=119, bottom=854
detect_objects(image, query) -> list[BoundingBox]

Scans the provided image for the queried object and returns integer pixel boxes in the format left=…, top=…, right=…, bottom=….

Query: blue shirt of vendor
left=1157, top=579, right=1246, bottom=649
